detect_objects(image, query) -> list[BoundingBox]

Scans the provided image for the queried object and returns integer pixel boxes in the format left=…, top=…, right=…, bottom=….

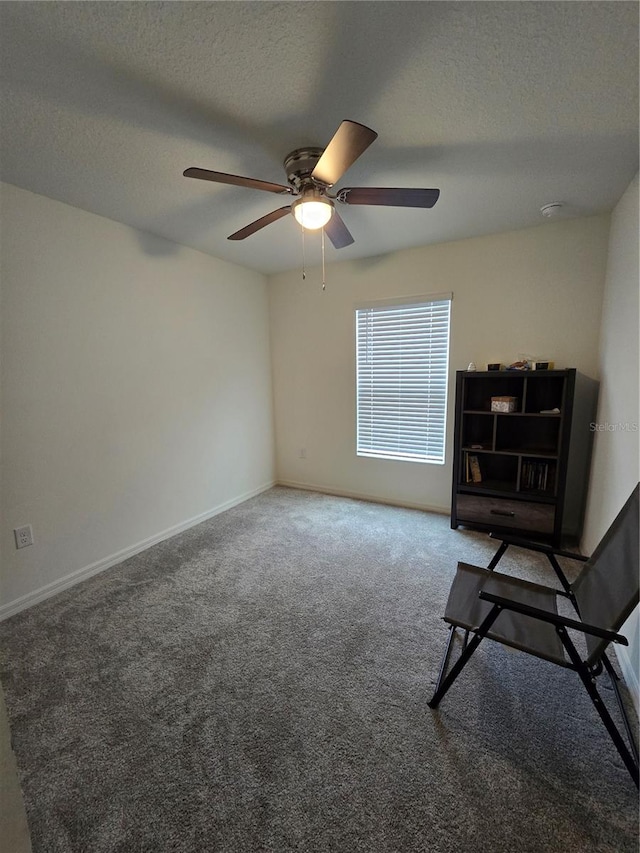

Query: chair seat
left=444, top=562, right=568, bottom=666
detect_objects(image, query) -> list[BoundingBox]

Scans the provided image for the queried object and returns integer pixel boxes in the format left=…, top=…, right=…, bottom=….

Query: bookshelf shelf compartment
left=460, top=451, right=517, bottom=491
left=451, top=369, right=589, bottom=544
left=462, top=413, right=495, bottom=451
left=496, top=415, right=560, bottom=456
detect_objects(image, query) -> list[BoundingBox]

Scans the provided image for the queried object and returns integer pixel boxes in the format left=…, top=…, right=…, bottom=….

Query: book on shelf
left=468, top=454, right=482, bottom=483
left=521, top=460, right=551, bottom=491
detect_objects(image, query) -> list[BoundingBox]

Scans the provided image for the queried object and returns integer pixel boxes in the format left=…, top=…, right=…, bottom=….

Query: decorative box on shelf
left=491, top=396, right=518, bottom=413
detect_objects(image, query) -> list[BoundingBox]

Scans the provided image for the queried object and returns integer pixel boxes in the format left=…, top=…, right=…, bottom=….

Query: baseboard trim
left=0, top=481, right=275, bottom=622
left=615, top=645, right=640, bottom=715
left=276, top=479, right=449, bottom=516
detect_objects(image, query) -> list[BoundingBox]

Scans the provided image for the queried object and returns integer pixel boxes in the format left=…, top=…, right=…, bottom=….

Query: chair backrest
left=571, top=483, right=639, bottom=665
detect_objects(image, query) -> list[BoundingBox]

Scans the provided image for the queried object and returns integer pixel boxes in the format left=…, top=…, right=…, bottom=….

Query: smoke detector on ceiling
left=540, top=202, right=564, bottom=218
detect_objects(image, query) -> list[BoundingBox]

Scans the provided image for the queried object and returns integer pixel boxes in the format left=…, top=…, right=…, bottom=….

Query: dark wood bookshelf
left=451, top=368, right=590, bottom=544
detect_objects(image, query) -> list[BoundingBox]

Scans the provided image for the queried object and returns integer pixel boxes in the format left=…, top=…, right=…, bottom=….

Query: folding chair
left=429, top=483, right=640, bottom=787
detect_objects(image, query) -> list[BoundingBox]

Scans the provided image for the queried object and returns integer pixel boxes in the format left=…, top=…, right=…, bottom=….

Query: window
left=355, top=295, right=452, bottom=464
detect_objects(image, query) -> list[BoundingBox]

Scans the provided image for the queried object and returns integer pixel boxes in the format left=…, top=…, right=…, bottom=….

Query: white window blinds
left=356, top=296, right=451, bottom=464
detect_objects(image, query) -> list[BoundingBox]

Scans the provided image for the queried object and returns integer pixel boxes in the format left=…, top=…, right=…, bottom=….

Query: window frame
left=354, top=293, right=452, bottom=465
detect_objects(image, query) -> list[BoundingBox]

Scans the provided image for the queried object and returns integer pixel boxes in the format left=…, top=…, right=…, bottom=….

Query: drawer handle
left=490, top=509, right=516, bottom=518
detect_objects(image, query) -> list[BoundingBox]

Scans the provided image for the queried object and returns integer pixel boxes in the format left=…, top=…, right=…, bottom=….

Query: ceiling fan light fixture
left=292, top=193, right=333, bottom=230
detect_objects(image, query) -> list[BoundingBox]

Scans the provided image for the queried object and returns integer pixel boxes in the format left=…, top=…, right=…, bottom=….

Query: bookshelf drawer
left=456, top=494, right=555, bottom=534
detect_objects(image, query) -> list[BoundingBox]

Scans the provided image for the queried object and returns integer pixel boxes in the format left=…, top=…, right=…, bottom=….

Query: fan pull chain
left=321, top=227, right=326, bottom=290
left=301, top=226, right=306, bottom=280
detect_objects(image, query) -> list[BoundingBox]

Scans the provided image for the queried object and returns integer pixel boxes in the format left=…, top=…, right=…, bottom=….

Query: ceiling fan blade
left=324, top=210, right=354, bottom=249
left=311, top=120, right=378, bottom=187
left=337, top=187, right=440, bottom=208
left=228, top=206, right=292, bottom=240
left=184, top=167, right=292, bottom=195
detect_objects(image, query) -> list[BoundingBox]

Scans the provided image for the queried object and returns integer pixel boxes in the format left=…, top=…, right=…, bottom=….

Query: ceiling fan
left=183, top=120, right=440, bottom=249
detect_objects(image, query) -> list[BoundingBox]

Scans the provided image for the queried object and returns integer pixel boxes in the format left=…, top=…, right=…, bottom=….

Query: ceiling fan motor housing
left=284, top=147, right=326, bottom=192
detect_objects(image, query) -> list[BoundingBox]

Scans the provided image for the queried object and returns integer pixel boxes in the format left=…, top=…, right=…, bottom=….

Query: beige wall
left=269, top=216, right=610, bottom=511
left=0, top=183, right=275, bottom=615
left=582, top=173, right=639, bottom=706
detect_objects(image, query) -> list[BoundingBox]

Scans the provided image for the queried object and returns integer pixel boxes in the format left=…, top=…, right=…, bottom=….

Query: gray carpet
left=0, top=486, right=637, bottom=853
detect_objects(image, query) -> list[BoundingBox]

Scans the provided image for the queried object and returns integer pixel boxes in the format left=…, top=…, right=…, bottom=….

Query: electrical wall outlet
left=299, top=448, right=307, bottom=459
left=14, top=524, right=34, bottom=549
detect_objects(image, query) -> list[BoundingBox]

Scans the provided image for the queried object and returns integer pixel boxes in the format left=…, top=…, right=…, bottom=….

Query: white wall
left=269, top=216, right=610, bottom=511
left=582, top=173, right=639, bottom=707
left=1, top=183, right=275, bottom=616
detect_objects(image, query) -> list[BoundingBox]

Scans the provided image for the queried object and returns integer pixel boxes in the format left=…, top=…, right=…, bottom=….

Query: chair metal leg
left=558, top=626, right=639, bottom=788
left=547, top=553, right=573, bottom=596
left=432, top=624, right=457, bottom=697
left=487, top=541, right=508, bottom=571
left=428, top=605, right=502, bottom=709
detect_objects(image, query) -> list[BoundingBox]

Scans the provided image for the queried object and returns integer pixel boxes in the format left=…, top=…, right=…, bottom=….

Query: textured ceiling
left=1, top=1, right=638, bottom=275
